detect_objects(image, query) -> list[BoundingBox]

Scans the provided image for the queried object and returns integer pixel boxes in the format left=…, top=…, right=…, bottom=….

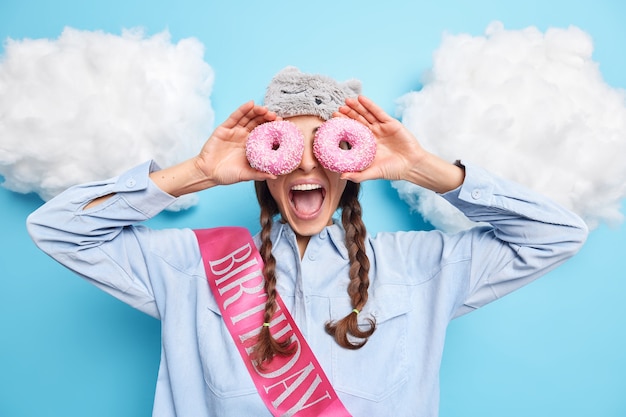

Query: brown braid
left=252, top=180, right=376, bottom=365
left=324, top=181, right=376, bottom=348
left=252, top=181, right=295, bottom=366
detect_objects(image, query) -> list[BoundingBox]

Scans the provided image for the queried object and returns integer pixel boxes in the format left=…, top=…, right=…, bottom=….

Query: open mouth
left=289, top=183, right=326, bottom=218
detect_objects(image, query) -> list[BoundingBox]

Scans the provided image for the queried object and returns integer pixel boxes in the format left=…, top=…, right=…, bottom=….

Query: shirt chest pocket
left=329, top=289, right=412, bottom=402
left=198, top=300, right=258, bottom=398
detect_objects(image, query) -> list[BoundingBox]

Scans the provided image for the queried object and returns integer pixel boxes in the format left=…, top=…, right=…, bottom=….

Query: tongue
left=292, top=190, right=323, bottom=215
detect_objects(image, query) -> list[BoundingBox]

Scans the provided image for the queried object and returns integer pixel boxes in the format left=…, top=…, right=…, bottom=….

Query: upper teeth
left=291, top=184, right=322, bottom=191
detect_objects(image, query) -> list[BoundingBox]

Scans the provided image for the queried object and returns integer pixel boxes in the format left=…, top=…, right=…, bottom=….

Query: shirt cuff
left=110, top=160, right=178, bottom=218
left=440, top=160, right=498, bottom=214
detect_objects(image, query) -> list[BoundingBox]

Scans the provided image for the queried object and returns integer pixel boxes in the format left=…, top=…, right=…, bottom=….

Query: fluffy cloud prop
left=395, top=21, right=626, bottom=232
left=0, top=27, right=214, bottom=210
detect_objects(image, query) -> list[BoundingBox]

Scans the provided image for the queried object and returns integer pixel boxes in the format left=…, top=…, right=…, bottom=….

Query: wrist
left=405, top=153, right=465, bottom=194
left=150, top=157, right=216, bottom=197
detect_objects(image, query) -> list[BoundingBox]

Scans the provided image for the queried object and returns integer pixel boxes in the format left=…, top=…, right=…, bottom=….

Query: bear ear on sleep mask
left=246, top=118, right=376, bottom=175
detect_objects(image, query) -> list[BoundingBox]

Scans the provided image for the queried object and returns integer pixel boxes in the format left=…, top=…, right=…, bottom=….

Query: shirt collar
left=269, top=219, right=349, bottom=260
left=326, top=220, right=349, bottom=260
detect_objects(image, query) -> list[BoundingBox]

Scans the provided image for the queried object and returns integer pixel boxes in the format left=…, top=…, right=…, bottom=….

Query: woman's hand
left=336, top=95, right=464, bottom=193
left=149, top=102, right=279, bottom=198
left=335, top=95, right=426, bottom=183
left=195, top=101, right=279, bottom=186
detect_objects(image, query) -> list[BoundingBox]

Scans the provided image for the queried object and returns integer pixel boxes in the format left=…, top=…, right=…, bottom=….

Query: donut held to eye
left=246, top=121, right=305, bottom=175
left=313, top=118, right=376, bottom=173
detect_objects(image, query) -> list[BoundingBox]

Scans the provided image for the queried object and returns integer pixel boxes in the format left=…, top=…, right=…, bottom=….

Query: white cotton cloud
left=0, top=27, right=214, bottom=210
left=394, top=21, right=626, bottom=232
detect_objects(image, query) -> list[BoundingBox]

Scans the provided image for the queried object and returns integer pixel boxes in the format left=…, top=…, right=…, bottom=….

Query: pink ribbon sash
left=194, top=227, right=352, bottom=417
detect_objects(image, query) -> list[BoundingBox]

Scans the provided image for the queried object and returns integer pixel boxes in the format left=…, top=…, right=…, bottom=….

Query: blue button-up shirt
left=27, top=160, right=587, bottom=417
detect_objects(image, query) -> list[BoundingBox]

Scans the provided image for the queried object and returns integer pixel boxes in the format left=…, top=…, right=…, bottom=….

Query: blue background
left=1, top=1, right=625, bottom=416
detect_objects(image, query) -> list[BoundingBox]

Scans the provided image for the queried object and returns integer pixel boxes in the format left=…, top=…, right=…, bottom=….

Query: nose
left=298, top=135, right=318, bottom=173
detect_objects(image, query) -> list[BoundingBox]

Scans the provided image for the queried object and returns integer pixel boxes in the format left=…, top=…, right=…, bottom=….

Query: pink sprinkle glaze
left=313, top=118, right=376, bottom=172
left=246, top=121, right=305, bottom=175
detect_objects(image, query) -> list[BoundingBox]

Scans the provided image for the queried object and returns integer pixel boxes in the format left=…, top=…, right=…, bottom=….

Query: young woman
left=27, top=67, right=588, bottom=417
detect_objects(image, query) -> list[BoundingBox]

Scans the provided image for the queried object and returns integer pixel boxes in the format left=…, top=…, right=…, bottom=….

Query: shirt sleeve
left=440, top=161, right=589, bottom=318
left=26, top=160, right=182, bottom=319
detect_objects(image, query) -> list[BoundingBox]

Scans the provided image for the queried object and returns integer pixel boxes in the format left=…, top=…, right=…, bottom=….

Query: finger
left=340, top=166, right=379, bottom=183
left=239, top=105, right=267, bottom=128
left=342, top=97, right=378, bottom=125
left=357, top=95, right=394, bottom=123
left=243, top=107, right=278, bottom=131
left=222, top=101, right=256, bottom=129
left=337, top=103, right=373, bottom=126
left=247, top=170, right=277, bottom=182
left=226, top=102, right=274, bottom=131
left=340, top=171, right=369, bottom=183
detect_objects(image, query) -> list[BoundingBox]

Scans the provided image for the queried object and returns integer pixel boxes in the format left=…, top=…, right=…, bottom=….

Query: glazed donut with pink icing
left=313, top=118, right=376, bottom=172
left=246, top=121, right=305, bottom=175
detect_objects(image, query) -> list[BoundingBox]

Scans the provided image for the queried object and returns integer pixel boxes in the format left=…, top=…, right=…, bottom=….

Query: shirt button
left=125, top=178, right=137, bottom=188
left=471, top=189, right=481, bottom=200
left=320, top=230, right=327, bottom=239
